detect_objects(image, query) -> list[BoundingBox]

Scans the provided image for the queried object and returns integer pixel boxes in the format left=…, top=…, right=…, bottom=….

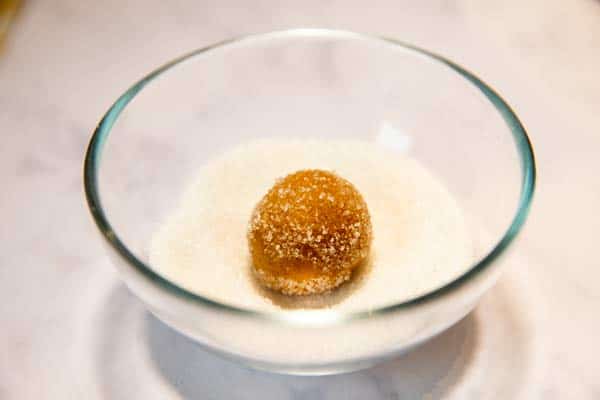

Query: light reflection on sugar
left=375, top=122, right=412, bottom=153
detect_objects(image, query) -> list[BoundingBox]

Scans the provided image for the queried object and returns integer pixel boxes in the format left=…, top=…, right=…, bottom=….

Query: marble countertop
left=2, top=0, right=599, bottom=398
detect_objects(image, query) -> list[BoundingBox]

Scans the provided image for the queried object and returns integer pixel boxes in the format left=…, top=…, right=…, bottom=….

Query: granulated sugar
left=149, top=139, right=473, bottom=312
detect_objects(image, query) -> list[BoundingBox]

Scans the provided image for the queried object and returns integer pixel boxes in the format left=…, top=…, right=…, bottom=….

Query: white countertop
left=2, top=0, right=599, bottom=398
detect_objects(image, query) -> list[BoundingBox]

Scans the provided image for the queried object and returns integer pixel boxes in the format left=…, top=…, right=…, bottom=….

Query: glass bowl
left=84, top=29, right=535, bottom=375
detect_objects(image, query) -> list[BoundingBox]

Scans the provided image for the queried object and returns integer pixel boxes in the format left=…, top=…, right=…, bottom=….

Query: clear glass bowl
left=84, top=29, right=535, bottom=375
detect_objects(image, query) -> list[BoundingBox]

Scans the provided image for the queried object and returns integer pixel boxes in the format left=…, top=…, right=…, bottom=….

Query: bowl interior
left=89, top=30, right=534, bottom=314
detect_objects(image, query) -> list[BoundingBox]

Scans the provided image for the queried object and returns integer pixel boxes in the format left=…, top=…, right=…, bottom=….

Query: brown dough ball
left=248, top=169, right=372, bottom=295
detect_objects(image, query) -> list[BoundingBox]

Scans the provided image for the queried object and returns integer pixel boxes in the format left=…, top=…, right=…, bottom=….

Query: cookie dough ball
left=248, top=169, right=372, bottom=295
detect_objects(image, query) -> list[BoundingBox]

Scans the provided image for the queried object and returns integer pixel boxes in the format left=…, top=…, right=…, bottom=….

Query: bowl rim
left=84, top=28, right=536, bottom=323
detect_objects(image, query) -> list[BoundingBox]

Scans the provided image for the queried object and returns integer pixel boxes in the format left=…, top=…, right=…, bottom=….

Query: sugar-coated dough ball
left=248, top=169, right=372, bottom=295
